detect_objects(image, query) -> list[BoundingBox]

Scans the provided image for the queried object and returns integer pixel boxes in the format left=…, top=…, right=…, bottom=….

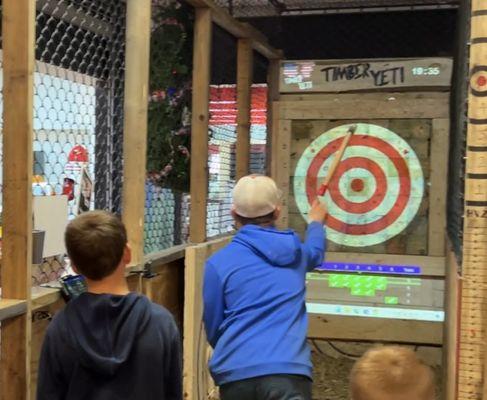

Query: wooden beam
left=122, top=0, right=151, bottom=266
left=443, top=249, right=460, bottom=400
left=428, top=118, right=450, bottom=256
left=0, top=299, right=28, bottom=321
left=266, top=59, right=281, bottom=176
left=278, top=92, right=450, bottom=120
left=236, top=39, right=253, bottom=180
left=190, top=8, right=212, bottom=243
left=459, top=1, right=487, bottom=399
left=1, top=1, right=35, bottom=399
left=185, top=0, right=282, bottom=60
left=271, top=114, right=292, bottom=229
left=308, top=314, right=442, bottom=345
left=31, top=287, right=63, bottom=311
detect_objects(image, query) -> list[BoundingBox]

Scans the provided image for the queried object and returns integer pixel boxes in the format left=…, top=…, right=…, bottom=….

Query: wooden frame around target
left=272, top=91, right=450, bottom=258
left=270, top=91, right=450, bottom=344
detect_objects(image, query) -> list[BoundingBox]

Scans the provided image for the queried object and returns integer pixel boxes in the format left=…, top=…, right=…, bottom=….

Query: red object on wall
left=68, top=145, right=89, bottom=163
left=62, top=178, right=76, bottom=201
left=209, top=85, right=267, bottom=126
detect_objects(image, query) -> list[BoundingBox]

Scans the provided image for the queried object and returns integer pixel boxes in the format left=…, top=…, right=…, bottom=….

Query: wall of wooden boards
left=277, top=92, right=450, bottom=258
left=183, top=236, right=232, bottom=400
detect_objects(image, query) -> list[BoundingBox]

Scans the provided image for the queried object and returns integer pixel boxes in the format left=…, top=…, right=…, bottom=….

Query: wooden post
left=428, top=118, right=450, bottom=256
left=1, top=1, right=35, bottom=399
left=443, top=249, right=460, bottom=400
left=458, top=1, right=487, bottom=398
left=266, top=59, right=280, bottom=176
left=236, top=39, right=253, bottom=180
left=122, top=0, right=151, bottom=265
left=190, top=8, right=212, bottom=243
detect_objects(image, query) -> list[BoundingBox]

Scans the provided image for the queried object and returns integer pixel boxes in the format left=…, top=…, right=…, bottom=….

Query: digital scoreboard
left=306, top=261, right=444, bottom=322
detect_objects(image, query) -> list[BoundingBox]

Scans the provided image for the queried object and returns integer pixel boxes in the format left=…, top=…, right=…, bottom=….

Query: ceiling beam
left=185, top=0, right=283, bottom=59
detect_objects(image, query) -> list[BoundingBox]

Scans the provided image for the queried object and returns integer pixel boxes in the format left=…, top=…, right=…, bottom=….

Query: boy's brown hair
left=65, top=210, right=127, bottom=280
left=350, top=346, right=435, bottom=400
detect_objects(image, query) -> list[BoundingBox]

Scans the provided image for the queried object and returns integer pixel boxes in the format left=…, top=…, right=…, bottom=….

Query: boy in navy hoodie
left=203, top=174, right=327, bottom=400
left=37, top=211, right=182, bottom=400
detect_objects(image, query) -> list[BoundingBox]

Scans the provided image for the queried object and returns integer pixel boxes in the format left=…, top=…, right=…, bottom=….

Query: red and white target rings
left=294, top=123, right=424, bottom=247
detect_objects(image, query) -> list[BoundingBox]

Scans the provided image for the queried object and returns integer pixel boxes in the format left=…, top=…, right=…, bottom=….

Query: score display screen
left=306, top=262, right=444, bottom=322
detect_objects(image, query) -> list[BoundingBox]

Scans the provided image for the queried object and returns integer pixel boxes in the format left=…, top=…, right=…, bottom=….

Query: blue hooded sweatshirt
left=203, top=222, right=325, bottom=385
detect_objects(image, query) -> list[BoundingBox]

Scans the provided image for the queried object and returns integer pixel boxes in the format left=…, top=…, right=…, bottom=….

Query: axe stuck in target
left=317, top=124, right=357, bottom=197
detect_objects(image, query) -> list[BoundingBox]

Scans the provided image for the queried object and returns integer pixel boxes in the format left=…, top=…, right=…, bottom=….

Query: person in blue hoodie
left=37, top=211, right=182, bottom=400
left=203, top=174, right=327, bottom=400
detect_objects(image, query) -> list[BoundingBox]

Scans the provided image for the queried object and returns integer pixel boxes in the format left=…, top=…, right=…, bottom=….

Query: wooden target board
left=294, top=123, right=424, bottom=248
left=289, top=118, right=433, bottom=255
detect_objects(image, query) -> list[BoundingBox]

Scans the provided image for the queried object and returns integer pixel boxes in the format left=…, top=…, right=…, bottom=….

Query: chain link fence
left=206, top=25, right=238, bottom=238
left=214, top=0, right=458, bottom=18
left=249, top=84, right=268, bottom=175
left=25, top=0, right=127, bottom=285
left=145, top=0, right=193, bottom=253
left=249, top=53, right=269, bottom=175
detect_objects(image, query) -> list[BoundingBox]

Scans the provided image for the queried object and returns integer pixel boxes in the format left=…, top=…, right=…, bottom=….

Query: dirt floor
left=310, top=341, right=444, bottom=400
left=311, top=343, right=355, bottom=400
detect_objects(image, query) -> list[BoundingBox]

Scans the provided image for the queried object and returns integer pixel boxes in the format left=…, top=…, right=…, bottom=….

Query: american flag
left=299, top=62, right=315, bottom=78
left=283, top=63, right=299, bottom=78
left=283, top=62, right=315, bottom=78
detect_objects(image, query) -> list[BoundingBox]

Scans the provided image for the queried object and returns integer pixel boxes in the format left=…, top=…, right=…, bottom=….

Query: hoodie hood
left=64, top=292, right=152, bottom=376
left=233, top=225, right=301, bottom=267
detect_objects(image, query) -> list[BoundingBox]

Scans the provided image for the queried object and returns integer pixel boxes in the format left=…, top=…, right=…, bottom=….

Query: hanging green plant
left=147, top=0, right=193, bottom=193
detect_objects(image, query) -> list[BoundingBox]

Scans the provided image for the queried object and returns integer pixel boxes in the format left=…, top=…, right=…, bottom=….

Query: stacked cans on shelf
left=144, top=181, right=176, bottom=253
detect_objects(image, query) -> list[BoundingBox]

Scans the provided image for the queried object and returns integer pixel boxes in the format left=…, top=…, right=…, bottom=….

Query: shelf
left=0, top=298, right=27, bottom=321
left=32, top=286, right=62, bottom=310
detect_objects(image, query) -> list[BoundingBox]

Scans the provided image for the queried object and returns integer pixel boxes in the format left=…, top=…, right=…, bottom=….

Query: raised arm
left=302, top=200, right=327, bottom=271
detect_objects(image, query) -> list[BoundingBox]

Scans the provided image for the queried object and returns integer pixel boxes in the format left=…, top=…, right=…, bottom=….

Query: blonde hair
left=350, top=346, right=435, bottom=400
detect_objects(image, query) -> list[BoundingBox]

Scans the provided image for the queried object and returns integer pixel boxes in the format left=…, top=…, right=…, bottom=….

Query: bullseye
left=351, top=179, right=364, bottom=192
left=293, top=123, right=424, bottom=247
left=470, top=66, right=487, bottom=96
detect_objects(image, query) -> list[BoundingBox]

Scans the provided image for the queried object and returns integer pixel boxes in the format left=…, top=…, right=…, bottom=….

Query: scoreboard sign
left=280, top=58, right=452, bottom=93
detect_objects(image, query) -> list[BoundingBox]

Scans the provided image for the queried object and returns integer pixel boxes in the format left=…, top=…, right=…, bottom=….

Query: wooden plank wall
left=279, top=92, right=450, bottom=257
left=458, top=1, right=487, bottom=399
left=0, top=1, right=36, bottom=399
left=183, top=237, right=231, bottom=400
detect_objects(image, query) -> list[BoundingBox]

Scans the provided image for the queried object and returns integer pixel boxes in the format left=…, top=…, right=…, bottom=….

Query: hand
left=308, top=199, right=327, bottom=225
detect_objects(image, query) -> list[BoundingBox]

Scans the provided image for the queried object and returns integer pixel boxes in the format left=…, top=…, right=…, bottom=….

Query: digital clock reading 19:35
left=411, top=66, right=441, bottom=76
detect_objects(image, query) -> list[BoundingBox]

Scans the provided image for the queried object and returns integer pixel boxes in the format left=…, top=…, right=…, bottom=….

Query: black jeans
left=220, top=374, right=312, bottom=400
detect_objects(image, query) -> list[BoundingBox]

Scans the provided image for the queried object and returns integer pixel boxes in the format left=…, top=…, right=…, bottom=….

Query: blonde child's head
left=350, top=346, right=435, bottom=400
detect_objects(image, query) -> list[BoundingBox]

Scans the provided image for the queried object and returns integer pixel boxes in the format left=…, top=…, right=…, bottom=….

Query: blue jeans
left=220, top=374, right=312, bottom=400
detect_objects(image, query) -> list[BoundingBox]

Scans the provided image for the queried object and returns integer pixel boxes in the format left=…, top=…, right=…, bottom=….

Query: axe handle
left=317, top=130, right=354, bottom=196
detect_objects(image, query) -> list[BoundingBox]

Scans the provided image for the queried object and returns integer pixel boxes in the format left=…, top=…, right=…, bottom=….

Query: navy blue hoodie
left=37, top=292, right=182, bottom=400
left=203, top=222, right=325, bottom=385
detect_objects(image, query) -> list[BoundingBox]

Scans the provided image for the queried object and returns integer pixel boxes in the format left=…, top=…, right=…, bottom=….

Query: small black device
left=59, top=274, right=87, bottom=302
